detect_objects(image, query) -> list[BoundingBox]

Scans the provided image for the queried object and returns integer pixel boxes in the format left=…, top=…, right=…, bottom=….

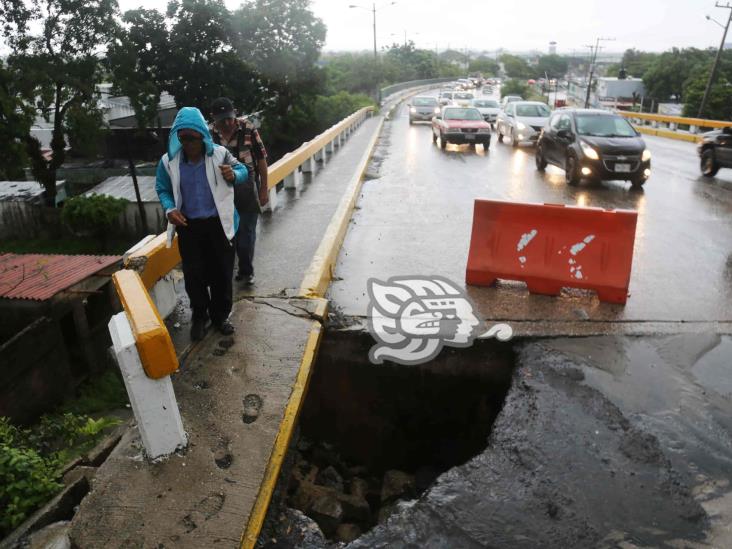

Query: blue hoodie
left=155, top=107, right=248, bottom=233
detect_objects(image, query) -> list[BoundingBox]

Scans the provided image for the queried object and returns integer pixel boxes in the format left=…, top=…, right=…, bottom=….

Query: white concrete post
left=327, top=140, right=336, bottom=154
left=301, top=156, right=316, bottom=174
left=264, top=186, right=278, bottom=212
left=316, top=147, right=327, bottom=166
left=149, top=274, right=178, bottom=319
left=109, top=312, right=186, bottom=459
left=284, top=169, right=303, bottom=189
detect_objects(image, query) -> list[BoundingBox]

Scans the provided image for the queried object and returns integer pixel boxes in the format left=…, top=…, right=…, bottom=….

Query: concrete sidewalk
left=69, top=114, right=385, bottom=548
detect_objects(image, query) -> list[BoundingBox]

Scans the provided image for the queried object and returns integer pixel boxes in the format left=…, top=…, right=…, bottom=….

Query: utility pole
left=372, top=2, right=377, bottom=59
left=584, top=37, right=615, bottom=108
left=698, top=2, right=732, bottom=118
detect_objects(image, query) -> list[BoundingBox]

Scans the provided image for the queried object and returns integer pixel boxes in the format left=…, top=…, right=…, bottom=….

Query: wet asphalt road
left=329, top=90, right=732, bottom=334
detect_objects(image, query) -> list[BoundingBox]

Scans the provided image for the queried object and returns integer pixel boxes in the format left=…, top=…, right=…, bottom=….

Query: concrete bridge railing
left=617, top=110, right=732, bottom=143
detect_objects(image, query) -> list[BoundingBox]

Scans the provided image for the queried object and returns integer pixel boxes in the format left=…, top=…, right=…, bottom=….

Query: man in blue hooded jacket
left=156, top=107, right=248, bottom=341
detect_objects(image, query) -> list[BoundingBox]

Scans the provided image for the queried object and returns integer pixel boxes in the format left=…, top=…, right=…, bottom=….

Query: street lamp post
left=584, top=37, right=615, bottom=108
left=698, top=2, right=732, bottom=118
left=349, top=1, right=396, bottom=59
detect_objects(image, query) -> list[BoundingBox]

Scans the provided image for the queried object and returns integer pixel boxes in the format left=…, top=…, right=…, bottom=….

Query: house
left=0, top=253, right=122, bottom=423
left=0, top=180, right=67, bottom=240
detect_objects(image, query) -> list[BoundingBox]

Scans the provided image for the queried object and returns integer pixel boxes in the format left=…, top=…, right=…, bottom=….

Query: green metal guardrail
left=380, top=78, right=456, bottom=102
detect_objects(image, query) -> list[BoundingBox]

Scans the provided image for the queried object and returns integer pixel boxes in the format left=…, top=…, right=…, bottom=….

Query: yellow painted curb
left=112, top=269, right=179, bottom=379
left=298, top=116, right=385, bottom=298
left=634, top=126, right=701, bottom=143
left=240, top=321, right=323, bottom=549
left=125, top=232, right=182, bottom=290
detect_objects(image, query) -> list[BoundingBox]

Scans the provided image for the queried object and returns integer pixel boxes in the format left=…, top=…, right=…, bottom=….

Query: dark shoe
left=191, top=319, right=208, bottom=341
left=235, top=272, right=245, bottom=281
left=214, top=319, right=235, bottom=335
left=242, top=275, right=255, bottom=286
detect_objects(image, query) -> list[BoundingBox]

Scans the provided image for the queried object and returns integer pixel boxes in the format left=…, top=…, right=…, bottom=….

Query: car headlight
left=516, top=122, right=526, bottom=130
left=410, top=107, right=416, bottom=113
left=434, top=107, right=441, bottom=114
left=642, top=149, right=651, bottom=161
left=580, top=141, right=599, bottom=160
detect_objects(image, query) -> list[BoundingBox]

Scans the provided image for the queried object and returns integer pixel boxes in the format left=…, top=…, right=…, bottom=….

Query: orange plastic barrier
left=466, top=199, right=638, bottom=304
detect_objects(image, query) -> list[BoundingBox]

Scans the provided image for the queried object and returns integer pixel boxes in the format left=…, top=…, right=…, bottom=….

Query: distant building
left=595, top=77, right=645, bottom=109
left=549, top=41, right=557, bottom=55
left=0, top=180, right=67, bottom=240
left=725, top=42, right=732, bottom=50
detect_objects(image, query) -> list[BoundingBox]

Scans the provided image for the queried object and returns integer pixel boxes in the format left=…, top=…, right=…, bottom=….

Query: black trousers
left=176, top=217, right=235, bottom=325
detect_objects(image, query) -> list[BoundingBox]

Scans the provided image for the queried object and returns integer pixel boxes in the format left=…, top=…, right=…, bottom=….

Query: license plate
left=615, top=163, right=631, bottom=173
left=465, top=134, right=475, bottom=140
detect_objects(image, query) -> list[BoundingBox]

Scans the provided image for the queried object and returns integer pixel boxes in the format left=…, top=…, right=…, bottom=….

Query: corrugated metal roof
left=0, top=181, right=66, bottom=203
left=0, top=253, right=121, bottom=301
left=85, top=176, right=159, bottom=202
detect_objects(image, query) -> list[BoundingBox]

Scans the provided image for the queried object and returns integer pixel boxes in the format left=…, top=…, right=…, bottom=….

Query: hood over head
left=168, top=107, right=215, bottom=159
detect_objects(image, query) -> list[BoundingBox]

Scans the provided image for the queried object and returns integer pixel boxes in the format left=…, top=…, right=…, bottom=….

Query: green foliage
left=107, top=8, right=171, bottom=130
left=312, top=92, right=375, bottom=132
left=65, top=104, right=107, bottom=158
left=0, top=0, right=119, bottom=205
left=499, top=54, right=534, bottom=79
left=642, top=48, right=712, bottom=103
left=536, top=55, right=568, bottom=79
left=469, top=56, right=500, bottom=76
left=61, top=194, right=128, bottom=236
left=0, top=62, right=33, bottom=180
left=60, top=371, right=129, bottom=416
left=501, top=79, right=531, bottom=99
left=606, top=48, right=660, bottom=79
left=683, top=75, right=732, bottom=120
left=0, top=439, right=62, bottom=535
left=0, top=411, right=120, bottom=536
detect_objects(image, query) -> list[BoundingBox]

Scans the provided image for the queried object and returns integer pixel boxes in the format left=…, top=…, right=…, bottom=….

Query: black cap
left=211, top=97, right=235, bottom=122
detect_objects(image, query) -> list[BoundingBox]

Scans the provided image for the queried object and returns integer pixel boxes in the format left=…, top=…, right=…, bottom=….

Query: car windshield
left=473, top=100, right=498, bottom=108
left=575, top=115, right=637, bottom=137
left=443, top=108, right=483, bottom=121
left=455, top=93, right=473, bottom=99
left=515, top=104, right=551, bottom=117
left=413, top=97, right=437, bottom=106
left=441, top=92, right=453, bottom=98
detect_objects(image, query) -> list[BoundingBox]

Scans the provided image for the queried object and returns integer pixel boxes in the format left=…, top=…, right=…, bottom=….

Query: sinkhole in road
left=273, top=330, right=516, bottom=544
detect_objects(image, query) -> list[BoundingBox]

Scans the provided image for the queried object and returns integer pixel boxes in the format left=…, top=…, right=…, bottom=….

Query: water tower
left=549, top=41, right=557, bottom=55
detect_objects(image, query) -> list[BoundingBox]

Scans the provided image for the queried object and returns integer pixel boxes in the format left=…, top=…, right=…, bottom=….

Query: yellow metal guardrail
left=125, top=232, right=181, bottom=290
left=112, top=269, right=179, bottom=379
left=617, top=110, right=732, bottom=129
left=266, top=107, right=374, bottom=189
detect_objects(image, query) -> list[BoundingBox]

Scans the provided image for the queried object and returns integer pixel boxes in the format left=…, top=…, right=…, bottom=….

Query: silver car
left=409, top=96, right=440, bottom=123
left=496, top=101, right=552, bottom=147
left=471, top=98, right=501, bottom=124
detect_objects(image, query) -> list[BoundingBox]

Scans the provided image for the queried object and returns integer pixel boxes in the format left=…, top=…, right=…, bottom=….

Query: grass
left=59, top=371, right=129, bottom=416
left=0, top=237, right=133, bottom=255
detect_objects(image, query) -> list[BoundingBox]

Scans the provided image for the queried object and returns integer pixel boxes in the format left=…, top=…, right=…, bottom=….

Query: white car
left=452, top=92, right=474, bottom=107
left=438, top=90, right=455, bottom=106
left=495, top=101, right=552, bottom=147
left=471, top=98, right=500, bottom=124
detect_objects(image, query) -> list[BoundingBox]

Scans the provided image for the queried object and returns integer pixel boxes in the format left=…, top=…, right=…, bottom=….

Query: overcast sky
left=116, top=0, right=728, bottom=55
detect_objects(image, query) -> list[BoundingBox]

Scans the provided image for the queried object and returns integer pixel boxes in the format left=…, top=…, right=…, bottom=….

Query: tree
left=0, top=62, right=34, bottom=180
left=536, top=55, right=568, bottom=79
left=165, top=0, right=262, bottom=112
left=501, top=79, right=531, bottom=99
left=499, top=54, right=534, bottom=79
left=683, top=74, right=732, bottom=120
left=642, top=48, right=711, bottom=104
left=107, top=8, right=170, bottom=130
left=468, top=56, right=499, bottom=76
left=0, top=0, right=119, bottom=205
left=606, top=48, right=660, bottom=78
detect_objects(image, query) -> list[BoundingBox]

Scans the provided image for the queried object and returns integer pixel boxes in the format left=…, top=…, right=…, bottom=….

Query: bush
left=312, top=91, right=375, bottom=133
left=0, top=412, right=121, bottom=536
left=501, top=79, right=532, bottom=100
left=61, top=194, right=128, bottom=251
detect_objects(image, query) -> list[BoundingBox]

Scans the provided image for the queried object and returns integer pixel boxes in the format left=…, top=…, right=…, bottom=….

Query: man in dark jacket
left=210, top=97, right=269, bottom=286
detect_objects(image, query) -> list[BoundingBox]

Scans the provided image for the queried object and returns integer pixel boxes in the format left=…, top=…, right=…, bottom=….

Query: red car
left=432, top=106, right=492, bottom=150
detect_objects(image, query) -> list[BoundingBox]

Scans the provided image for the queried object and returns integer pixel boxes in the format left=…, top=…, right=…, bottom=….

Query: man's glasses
left=179, top=134, right=202, bottom=143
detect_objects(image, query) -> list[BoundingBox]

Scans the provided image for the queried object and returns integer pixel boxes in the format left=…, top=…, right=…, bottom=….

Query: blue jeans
left=235, top=211, right=258, bottom=277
